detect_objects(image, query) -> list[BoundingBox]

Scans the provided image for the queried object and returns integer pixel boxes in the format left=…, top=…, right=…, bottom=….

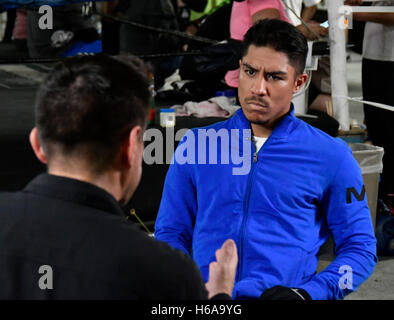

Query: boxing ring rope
left=1, top=0, right=393, bottom=121
left=327, top=0, right=394, bottom=130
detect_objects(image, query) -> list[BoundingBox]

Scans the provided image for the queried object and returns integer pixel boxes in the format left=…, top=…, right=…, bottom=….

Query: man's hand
left=297, top=21, right=328, bottom=40
left=345, top=0, right=394, bottom=25
left=344, top=0, right=363, bottom=5
left=205, top=239, right=238, bottom=299
left=252, top=8, right=280, bottom=24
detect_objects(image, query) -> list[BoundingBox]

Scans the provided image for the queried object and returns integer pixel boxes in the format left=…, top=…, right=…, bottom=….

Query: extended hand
left=344, top=0, right=363, bottom=5
left=298, top=21, right=328, bottom=40
left=205, top=239, right=238, bottom=299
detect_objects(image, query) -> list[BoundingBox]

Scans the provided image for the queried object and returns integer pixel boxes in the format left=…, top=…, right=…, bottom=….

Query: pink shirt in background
left=225, top=0, right=290, bottom=88
left=12, top=9, right=28, bottom=40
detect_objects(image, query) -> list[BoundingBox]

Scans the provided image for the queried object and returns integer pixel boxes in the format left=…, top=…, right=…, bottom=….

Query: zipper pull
left=253, top=152, right=258, bottom=163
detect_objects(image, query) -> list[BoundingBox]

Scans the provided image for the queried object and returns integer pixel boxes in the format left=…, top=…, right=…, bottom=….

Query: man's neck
left=251, top=107, right=292, bottom=138
left=48, top=168, right=123, bottom=202
left=251, top=123, right=272, bottom=138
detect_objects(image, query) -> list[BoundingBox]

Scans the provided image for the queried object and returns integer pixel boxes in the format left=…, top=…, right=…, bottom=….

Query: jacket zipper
left=236, top=140, right=258, bottom=282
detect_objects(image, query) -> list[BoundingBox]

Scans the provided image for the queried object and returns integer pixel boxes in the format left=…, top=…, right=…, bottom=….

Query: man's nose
left=250, top=76, right=267, bottom=95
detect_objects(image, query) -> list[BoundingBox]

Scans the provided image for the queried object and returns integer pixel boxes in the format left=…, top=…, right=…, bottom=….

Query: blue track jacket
left=155, top=107, right=377, bottom=300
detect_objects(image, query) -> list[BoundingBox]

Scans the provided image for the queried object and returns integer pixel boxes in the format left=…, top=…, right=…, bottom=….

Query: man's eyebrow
left=265, top=71, right=287, bottom=76
left=242, top=63, right=287, bottom=76
left=242, top=62, right=258, bottom=71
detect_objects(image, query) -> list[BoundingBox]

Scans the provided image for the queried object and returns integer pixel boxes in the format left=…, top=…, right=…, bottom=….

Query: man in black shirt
left=0, top=54, right=237, bottom=299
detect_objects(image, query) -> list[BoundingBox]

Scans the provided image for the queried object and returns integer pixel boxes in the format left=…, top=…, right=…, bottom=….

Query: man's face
left=238, top=45, right=306, bottom=133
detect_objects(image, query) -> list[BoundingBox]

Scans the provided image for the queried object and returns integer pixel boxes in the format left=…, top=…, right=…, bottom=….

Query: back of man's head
left=242, top=19, right=308, bottom=75
left=35, top=54, right=151, bottom=173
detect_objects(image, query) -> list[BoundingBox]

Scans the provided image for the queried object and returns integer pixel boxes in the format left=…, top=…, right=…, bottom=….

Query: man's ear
left=293, top=73, right=308, bottom=94
left=29, top=127, right=47, bottom=164
left=122, top=125, right=143, bottom=169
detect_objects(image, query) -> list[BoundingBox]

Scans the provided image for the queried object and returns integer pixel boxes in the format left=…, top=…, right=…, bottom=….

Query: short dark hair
left=35, top=54, right=151, bottom=173
left=241, top=19, right=308, bottom=75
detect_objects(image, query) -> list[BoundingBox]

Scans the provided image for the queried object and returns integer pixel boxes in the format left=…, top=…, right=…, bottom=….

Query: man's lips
left=249, top=102, right=268, bottom=108
left=245, top=99, right=269, bottom=108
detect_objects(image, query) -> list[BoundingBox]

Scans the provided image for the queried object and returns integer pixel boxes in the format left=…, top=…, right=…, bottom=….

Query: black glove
left=260, top=286, right=311, bottom=300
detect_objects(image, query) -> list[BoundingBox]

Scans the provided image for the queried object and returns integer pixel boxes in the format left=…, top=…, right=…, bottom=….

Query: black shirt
left=0, top=174, right=208, bottom=299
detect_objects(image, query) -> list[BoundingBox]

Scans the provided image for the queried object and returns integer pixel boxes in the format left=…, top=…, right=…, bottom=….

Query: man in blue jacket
left=155, top=19, right=377, bottom=300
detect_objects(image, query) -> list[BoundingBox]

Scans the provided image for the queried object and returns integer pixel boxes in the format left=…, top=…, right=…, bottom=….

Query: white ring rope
left=333, top=95, right=394, bottom=112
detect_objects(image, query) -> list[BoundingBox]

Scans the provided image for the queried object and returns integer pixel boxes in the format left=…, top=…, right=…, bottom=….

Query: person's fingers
left=223, top=238, right=236, bottom=251
left=212, top=239, right=238, bottom=269
left=344, top=0, right=363, bottom=5
left=224, top=239, right=237, bottom=262
left=218, top=239, right=237, bottom=264
left=307, top=20, right=320, bottom=26
left=215, top=248, right=220, bottom=261
left=320, top=27, right=329, bottom=36
left=206, top=240, right=238, bottom=298
left=308, top=25, right=328, bottom=38
left=206, top=262, right=217, bottom=286
left=209, top=261, right=217, bottom=274
left=215, top=241, right=228, bottom=261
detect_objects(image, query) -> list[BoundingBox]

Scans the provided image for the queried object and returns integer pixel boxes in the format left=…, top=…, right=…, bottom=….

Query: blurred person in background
left=347, top=0, right=394, bottom=210
left=26, top=4, right=101, bottom=58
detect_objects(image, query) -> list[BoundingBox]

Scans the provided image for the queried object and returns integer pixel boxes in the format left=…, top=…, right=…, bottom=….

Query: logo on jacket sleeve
left=346, top=185, right=366, bottom=203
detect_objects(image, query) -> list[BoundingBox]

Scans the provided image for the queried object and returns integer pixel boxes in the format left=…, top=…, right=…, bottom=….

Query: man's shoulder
left=0, top=196, right=204, bottom=299
left=293, top=119, right=355, bottom=173
left=0, top=190, right=17, bottom=201
left=0, top=190, right=204, bottom=297
left=0, top=190, right=29, bottom=213
left=296, top=118, right=349, bottom=151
